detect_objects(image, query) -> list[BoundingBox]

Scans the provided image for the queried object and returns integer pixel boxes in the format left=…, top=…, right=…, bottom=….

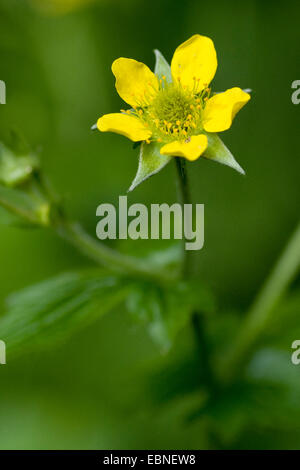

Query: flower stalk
left=174, top=157, right=193, bottom=278
left=221, top=221, right=300, bottom=382
left=174, top=157, right=216, bottom=390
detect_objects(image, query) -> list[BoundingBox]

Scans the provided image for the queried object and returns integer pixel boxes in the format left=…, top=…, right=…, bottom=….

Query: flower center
left=152, top=87, right=195, bottom=126
left=134, top=79, right=210, bottom=143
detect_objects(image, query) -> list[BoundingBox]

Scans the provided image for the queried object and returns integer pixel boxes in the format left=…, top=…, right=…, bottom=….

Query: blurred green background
left=0, top=0, right=299, bottom=450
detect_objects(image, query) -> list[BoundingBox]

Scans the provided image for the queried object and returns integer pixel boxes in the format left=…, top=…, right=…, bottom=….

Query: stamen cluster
left=124, top=77, right=211, bottom=144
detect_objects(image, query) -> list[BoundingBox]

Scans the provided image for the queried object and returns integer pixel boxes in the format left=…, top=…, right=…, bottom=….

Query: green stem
left=37, top=173, right=176, bottom=284
left=55, top=219, right=175, bottom=283
left=174, top=157, right=215, bottom=389
left=174, top=157, right=192, bottom=278
left=191, top=312, right=216, bottom=389
left=221, top=221, right=300, bottom=382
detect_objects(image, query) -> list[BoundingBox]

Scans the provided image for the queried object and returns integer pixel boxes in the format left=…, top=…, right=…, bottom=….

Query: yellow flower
left=97, top=34, right=250, bottom=162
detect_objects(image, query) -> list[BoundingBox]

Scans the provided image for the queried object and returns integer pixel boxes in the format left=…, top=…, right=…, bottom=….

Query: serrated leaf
left=128, top=141, right=171, bottom=192
left=154, top=49, right=172, bottom=82
left=203, top=133, right=245, bottom=175
left=0, top=270, right=131, bottom=356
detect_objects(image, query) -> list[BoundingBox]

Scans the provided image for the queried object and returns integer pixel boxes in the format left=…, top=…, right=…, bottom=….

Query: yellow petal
left=171, top=34, right=217, bottom=92
left=112, top=58, right=158, bottom=107
left=97, top=113, right=152, bottom=142
left=160, top=134, right=208, bottom=161
left=203, top=87, right=251, bottom=133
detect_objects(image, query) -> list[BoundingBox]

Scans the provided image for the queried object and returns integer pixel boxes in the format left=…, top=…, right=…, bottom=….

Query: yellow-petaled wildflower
left=97, top=34, right=251, bottom=162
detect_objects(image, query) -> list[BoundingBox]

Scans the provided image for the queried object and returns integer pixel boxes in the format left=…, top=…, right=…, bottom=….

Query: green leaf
left=143, top=244, right=182, bottom=271
left=0, top=183, right=50, bottom=226
left=0, top=143, right=39, bottom=187
left=0, top=206, right=23, bottom=226
left=0, top=141, right=51, bottom=226
left=149, top=355, right=208, bottom=405
left=128, top=141, right=171, bottom=192
left=126, top=280, right=215, bottom=351
left=203, top=133, right=245, bottom=175
left=154, top=49, right=172, bottom=82
left=0, top=270, right=131, bottom=357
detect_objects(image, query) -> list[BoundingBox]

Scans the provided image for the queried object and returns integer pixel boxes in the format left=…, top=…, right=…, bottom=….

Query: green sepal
left=128, top=141, right=171, bottom=192
left=128, top=50, right=174, bottom=192
left=203, top=133, right=245, bottom=175
left=154, top=49, right=172, bottom=82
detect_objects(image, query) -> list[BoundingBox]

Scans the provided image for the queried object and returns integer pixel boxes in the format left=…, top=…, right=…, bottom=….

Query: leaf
left=154, top=49, right=172, bottom=82
left=245, top=349, right=300, bottom=428
left=126, top=280, right=215, bottom=351
left=128, top=141, right=171, bottom=192
left=0, top=143, right=39, bottom=187
left=203, top=133, right=245, bottom=175
left=0, top=141, right=51, bottom=226
left=0, top=270, right=131, bottom=357
left=0, top=206, right=23, bottom=226
left=247, top=348, right=299, bottom=387
left=0, top=183, right=50, bottom=226
left=143, top=244, right=182, bottom=271
left=149, top=355, right=208, bottom=405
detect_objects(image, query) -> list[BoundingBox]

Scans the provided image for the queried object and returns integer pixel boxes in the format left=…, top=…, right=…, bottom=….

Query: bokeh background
left=0, top=0, right=299, bottom=449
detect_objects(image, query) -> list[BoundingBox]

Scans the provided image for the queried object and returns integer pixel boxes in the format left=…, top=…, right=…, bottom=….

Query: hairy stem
left=221, top=221, right=300, bottom=382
